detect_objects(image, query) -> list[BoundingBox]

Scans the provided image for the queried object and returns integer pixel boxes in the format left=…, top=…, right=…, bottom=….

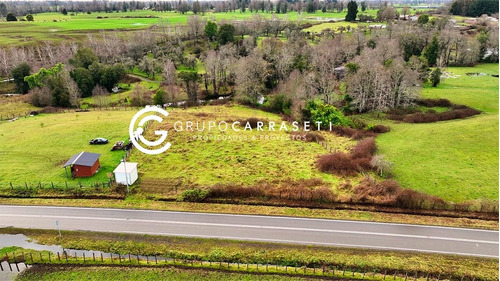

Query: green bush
left=153, top=88, right=165, bottom=105
left=264, top=94, right=291, bottom=115
left=430, top=68, right=442, bottom=87
left=303, top=100, right=351, bottom=127
left=179, top=189, right=210, bottom=202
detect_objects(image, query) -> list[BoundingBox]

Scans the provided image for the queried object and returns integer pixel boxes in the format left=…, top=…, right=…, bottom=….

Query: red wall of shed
left=73, top=159, right=100, bottom=178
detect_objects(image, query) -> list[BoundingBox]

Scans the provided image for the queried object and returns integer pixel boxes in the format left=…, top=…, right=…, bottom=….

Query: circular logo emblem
left=129, top=107, right=171, bottom=155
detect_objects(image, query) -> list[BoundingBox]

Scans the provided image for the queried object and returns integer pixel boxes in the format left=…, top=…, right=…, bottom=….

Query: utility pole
left=123, top=156, right=129, bottom=195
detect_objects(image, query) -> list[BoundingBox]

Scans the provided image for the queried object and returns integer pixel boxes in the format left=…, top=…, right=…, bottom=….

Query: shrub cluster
left=208, top=178, right=337, bottom=203
left=353, top=176, right=447, bottom=209
left=290, top=131, right=325, bottom=143
left=262, top=94, right=291, bottom=115
left=401, top=107, right=481, bottom=123
left=368, top=124, right=391, bottom=133
left=416, top=98, right=452, bottom=107
left=179, top=188, right=210, bottom=202
left=388, top=98, right=481, bottom=123
left=303, top=100, right=352, bottom=127
left=317, top=137, right=376, bottom=176
left=329, top=125, right=377, bottom=140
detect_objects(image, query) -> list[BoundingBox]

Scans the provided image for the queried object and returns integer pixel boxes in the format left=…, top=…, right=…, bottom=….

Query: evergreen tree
left=6, top=12, right=17, bottom=21
left=345, top=1, right=358, bottom=22
left=423, top=35, right=440, bottom=66
left=205, top=21, right=218, bottom=41
left=430, top=68, right=441, bottom=87
left=11, top=63, right=31, bottom=94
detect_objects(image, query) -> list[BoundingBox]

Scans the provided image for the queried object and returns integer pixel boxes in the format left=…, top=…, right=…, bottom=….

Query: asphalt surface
left=0, top=205, right=497, bottom=258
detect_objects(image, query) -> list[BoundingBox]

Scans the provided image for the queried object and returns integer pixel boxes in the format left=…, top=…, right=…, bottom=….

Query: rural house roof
left=63, top=152, right=101, bottom=168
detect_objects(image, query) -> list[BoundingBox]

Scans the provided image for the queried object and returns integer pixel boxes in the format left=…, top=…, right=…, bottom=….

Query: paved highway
left=0, top=205, right=497, bottom=258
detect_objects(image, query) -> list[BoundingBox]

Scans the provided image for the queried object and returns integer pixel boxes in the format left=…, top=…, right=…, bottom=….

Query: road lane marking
left=0, top=214, right=497, bottom=245
left=1, top=205, right=497, bottom=234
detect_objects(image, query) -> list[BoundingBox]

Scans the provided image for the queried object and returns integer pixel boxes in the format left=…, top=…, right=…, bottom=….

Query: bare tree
left=347, top=50, right=418, bottom=112
left=162, top=59, right=177, bottom=85
left=139, top=56, right=162, bottom=79
left=0, top=48, right=9, bottom=77
left=187, top=15, right=205, bottom=42
left=130, top=84, right=151, bottom=106
left=30, top=86, right=53, bottom=107
left=486, top=26, right=499, bottom=62
left=235, top=50, right=268, bottom=103
left=92, top=85, right=110, bottom=108
left=62, top=71, right=81, bottom=108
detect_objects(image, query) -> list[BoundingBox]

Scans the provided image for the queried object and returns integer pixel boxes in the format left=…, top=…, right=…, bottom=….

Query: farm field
left=370, top=64, right=499, bottom=202
left=129, top=104, right=353, bottom=188
left=0, top=110, right=136, bottom=186
left=0, top=104, right=354, bottom=189
left=303, top=21, right=364, bottom=33
left=0, top=9, right=382, bottom=46
left=0, top=66, right=498, bottom=202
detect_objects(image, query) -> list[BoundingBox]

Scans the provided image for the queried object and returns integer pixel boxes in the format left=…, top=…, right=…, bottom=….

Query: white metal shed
left=113, top=162, right=138, bottom=185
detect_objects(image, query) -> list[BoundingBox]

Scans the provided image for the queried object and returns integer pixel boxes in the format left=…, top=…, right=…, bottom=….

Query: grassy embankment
left=1, top=228, right=497, bottom=281
left=18, top=266, right=322, bottom=281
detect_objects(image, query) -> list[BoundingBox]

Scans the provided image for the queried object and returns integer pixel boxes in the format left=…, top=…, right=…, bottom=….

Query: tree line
left=3, top=10, right=498, bottom=120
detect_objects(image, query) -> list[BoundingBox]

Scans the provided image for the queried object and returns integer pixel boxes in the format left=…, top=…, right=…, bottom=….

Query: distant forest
left=450, top=0, right=499, bottom=17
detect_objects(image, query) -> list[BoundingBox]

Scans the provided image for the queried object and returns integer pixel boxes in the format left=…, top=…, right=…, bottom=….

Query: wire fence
left=0, top=106, right=143, bottom=121
left=0, top=250, right=481, bottom=281
left=4, top=179, right=114, bottom=191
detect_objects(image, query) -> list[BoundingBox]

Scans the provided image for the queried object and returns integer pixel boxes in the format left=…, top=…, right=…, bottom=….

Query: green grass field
left=0, top=110, right=136, bottom=186
left=0, top=9, right=381, bottom=46
left=303, top=21, right=363, bottom=33
left=1, top=66, right=498, bottom=202
left=372, top=64, right=499, bottom=202
left=0, top=105, right=354, bottom=190
left=130, top=104, right=353, bottom=188
left=0, top=95, right=39, bottom=118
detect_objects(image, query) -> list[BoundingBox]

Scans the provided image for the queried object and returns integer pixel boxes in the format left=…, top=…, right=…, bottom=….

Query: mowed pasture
left=373, top=64, right=499, bottom=202
left=0, top=110, right=136, bottom=186
left=0, top=105, right=355, bottom=190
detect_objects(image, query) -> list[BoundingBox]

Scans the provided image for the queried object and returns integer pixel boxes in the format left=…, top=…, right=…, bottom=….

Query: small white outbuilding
left=113, top=162, right=138, bottom=185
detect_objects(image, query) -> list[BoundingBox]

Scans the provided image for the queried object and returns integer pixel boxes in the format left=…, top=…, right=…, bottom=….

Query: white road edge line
left=1, top=205, right=497, bottom=233
left=0, top=214, right=497, bottom=245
